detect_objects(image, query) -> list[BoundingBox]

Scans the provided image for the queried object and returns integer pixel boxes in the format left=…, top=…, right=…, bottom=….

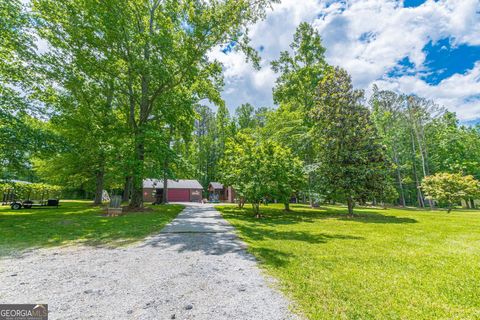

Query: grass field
left=0, top=200, right=183, bottom=256
left=217, top=204, right=480, bottom=319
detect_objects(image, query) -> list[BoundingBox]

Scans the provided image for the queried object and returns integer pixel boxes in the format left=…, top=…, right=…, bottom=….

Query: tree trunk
left=122, top=176, right=132, bottom=202
left=162, top=176, right=168, bottom=204
left=238, top=197, right=245, bottom=209
left=413, top=120, right=433, bottom=209
left=409, top=128, right=425, bottom=208
left=161, top=126, right=174, bottom=204
left=471, top=198, right=476, bottom=209
left=129, top=133, right=145, bottom=208
left=447, top=203, right=452, bottom=213
left=93, top=167, right=105, bottom=205
left=392, top=147, right=406, bottom=207
left=129, top=4, right=155, bottom=208
left=252, top=202, right=260, bottom=218
left=284, top=202, right=290, bottom=211
left=347, top=197, right=354, bottom=217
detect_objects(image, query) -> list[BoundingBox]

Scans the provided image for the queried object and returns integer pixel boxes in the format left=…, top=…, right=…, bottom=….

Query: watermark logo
left=0, top=304, right=48, bottom=320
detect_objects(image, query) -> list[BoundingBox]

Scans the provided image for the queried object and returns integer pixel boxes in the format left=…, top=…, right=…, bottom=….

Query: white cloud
left=375, top=61, right=480, bottom=120
left=214, top=0, right=480, bottom=121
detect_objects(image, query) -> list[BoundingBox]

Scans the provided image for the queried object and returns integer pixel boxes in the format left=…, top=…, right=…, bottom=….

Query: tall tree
left=34, top=0, right=126, bottom=204
left=0, top=0, right=46, bottom=179
left=235, top=103, right=256, bottom=130
left=271, top=22, right=327, bottom=206
left=311, top=67, right=390, bottom=216
left=370, top=86, right=408, bottom=206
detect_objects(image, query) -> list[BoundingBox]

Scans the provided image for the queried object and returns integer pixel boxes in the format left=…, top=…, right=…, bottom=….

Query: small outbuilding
left=143, top=179, right=203, bottom=203
left=208, top=182, right=235, bottom=203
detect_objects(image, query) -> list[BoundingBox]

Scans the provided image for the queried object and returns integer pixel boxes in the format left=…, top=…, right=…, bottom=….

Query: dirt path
left=0, top=203, right=299, bottom=320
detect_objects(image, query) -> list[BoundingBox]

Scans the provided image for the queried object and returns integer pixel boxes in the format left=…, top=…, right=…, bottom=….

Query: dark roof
left=143, top=179, right=203, bottom=189
left=209, top=182, right=224, bottom=189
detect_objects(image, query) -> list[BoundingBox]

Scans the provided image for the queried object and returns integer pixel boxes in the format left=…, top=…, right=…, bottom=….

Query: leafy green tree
left=426, top=113, right=480, bottom=179
left=0, top=0, right=47, bottom=179
left=220, top=132, right=303, bottom=216
left=311, top=67, right=390, bottom=216
left=235, top=103, right=256, bottom=130
left=271, top=22, right=327, bottom=205
left=33, top=1, right=126, bottom=204
left=421, top=173, right=480, bottom=213
left=370, top=86, right=409, bottom=206
left=186, top=105, right=218, bottom=187
left=265, top=143, right=304, bottom=211
left=271, top=22, right=326, bottom=113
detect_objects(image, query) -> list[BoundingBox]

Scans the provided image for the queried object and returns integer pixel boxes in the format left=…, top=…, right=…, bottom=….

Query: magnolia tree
left=220, top=132, right=304, bottom=217
left=421, top=173, right=480, bottom=213
left=311, top=66, right=391, bottom=216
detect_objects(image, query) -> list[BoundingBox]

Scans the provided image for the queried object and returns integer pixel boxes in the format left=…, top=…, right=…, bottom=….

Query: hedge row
left=0, top=181, right=62, bottom=200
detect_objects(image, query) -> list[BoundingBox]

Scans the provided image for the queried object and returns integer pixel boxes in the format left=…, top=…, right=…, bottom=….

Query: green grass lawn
left=0, top=200, right=183, bottom=256
left=217, top=204, right=480, bottom=320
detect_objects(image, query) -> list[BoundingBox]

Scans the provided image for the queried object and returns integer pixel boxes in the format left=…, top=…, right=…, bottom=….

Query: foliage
left=370, top=87, right=480, bottom=208
left=271, top=23, right=327, bottom=205
left=0, top=181, right=62, bottom=200
left=235, top=103, right=257, bottom=130
left=179, top=104, right=235, bottom=187
left=311, top=67, right=391, bottom=215
left=271, top=22, right=326, bottom=114
left=264, top=143, right=304, bottom=211
left=421, top=173, right=480, bottom=212
left=0, top=0, right=51, bottom=179
left=220, top=132, right=303, bottom=215
left=218, top=204, right=480, bottom=320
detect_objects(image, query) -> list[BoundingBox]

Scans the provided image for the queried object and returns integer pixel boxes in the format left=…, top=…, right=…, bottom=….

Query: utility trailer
left=1, top=181, right=61, bottom=210
left=10, top=199, right=60, bottom=210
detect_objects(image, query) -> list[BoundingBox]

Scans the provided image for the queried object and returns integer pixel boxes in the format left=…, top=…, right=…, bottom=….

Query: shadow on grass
left=249, top=247, right=294, bottom=268
left=0, top=201, right=183, bottom=257
left=219, top=205, right=417, bottom=225
left=233, top=224, right=364, bottom=244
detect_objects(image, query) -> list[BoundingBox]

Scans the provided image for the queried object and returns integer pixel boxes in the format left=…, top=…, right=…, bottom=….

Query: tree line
left=1, top=1, right=479, bottom=213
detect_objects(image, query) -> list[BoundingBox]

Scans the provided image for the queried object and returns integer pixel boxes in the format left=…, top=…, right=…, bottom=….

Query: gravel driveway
left=0, top=203, right=299, bottom=320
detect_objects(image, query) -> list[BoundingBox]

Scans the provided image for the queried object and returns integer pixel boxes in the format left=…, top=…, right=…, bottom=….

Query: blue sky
left=210, top=0, right=480, bottom=123
left=404, top=0, right=427, bottom=8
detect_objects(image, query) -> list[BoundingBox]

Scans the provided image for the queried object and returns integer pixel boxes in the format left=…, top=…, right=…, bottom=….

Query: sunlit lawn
left=217, top=204, right=480, bottom=319
left=0, top=200, right=183, bottom=256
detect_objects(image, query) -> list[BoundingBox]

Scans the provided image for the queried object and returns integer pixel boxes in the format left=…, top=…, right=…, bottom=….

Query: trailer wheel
left=11, top=203, right=22, bottom=210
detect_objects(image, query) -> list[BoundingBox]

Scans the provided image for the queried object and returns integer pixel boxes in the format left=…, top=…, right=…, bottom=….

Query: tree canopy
left=421, top=173, right=480, bottom=213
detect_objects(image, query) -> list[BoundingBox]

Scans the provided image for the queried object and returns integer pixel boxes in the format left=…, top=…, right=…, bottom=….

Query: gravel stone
left=0, top=203, right=300, bottom=320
